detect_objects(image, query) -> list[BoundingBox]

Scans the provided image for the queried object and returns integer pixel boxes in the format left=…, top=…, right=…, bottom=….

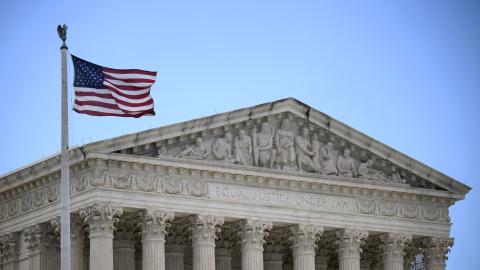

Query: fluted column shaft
left=191, top=215, right=224, bottom=270
left=70, top=215, right=84, bottom=270
left=336, top=229, right=368, bottom=270
left=166, top=244, right=185, bottom=270
left=113, top=240, right=135, bottom=270
left=379, top=233, right=411, bottom=270
left=238, top=219, right=272, bottom=270
left=139, top=209, right=174, bottom=270
left=24, top=224, right=60, bottom=270
left=315, top=256, right=328, bottom=270
left=216, top=248, right=232, bottom=270
left=80, top=204, right=123, bottom=270
left=291, top=224, right=323, bottom=270
left=264, top=252, right=283, bottom=270
left=423, top=237, right=453, bottom=270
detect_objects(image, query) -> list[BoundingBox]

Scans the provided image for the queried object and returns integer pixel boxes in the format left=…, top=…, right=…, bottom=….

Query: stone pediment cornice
left=0, top=98, right=470, bottom=197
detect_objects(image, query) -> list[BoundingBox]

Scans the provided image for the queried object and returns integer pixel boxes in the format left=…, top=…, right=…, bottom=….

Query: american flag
left=71, top=55, right=157, bottom=117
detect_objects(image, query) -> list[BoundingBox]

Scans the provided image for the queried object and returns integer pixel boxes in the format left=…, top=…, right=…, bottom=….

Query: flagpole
left=58, top=24, right=71, bottom=270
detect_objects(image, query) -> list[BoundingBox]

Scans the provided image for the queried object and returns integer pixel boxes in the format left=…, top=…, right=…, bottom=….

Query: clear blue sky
left=1, top=0, right=479, bottom=268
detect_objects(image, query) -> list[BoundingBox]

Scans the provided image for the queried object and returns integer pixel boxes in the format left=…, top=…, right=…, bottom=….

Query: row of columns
left=0, top=203, right=453, bottom=270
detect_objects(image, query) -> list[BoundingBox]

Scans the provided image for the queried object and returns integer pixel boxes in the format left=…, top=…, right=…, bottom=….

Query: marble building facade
left=0, top=98, right=470, bottom=270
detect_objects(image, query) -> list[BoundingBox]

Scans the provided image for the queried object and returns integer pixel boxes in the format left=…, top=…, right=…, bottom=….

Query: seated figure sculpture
left=252, top=123, right=276, bottom=168
left=388, top=165, right=405, bottom=184
left=357, top=158, right=386, bottom=180
left=295, top=127, right=316, bottom=172
left=212, top=132, right=235, bottom=163
left=319, top=141, right=338, bottom=175
left=176, top=137, right=208, bottom=160
left=336, top=148, right=357, bottom=177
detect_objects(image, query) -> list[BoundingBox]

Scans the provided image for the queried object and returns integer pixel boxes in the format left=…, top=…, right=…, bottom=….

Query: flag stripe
left=103, top=74, right=155, bottom=85
left=72, top=55, right=157, bottom=117
left=103, top=67, right=157, bottom=76
left=104, top=84, right=152, bottom=99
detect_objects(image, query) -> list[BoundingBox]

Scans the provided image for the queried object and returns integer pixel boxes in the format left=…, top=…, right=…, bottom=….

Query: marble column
left=238, top=218, right=272, bottom=270
left=264, top=230, right=287, bottom=270
left=422, top=237, right=453, bottom=270
left=315, top=240, right=329, bottom=270
left=24, top=223, right=60, bottom=270
left=0, top=232, right=19, bottom=270
left=51, top=214, right=85, bottom=270
left=190, top=215, right=224, bottom=270
left=113, top=215, right=137, bottom=270
left=216, top=224, right=237, bottom=270
left=290, top=224, right=323, bottom=270
left=336, top=229, right=368, bottom=270
left=166, top=221, right=188, bottom=270
left=80, top=203, right=123, bottom=270
left=379, top=233, right=411, bottom=270
left=139, top=209, right=175, bottom=270
left=70, top=215, right=84, bottom=270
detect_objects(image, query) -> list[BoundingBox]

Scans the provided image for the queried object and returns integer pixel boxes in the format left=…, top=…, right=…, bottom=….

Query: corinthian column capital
left=190, top=215, right=224, bottom=245
left=238, top=218, right=272, bottom=247
left=336, top=229, right=368, bottom=258
left=422, top=237, right=453, bottom=270
left=0, top=232, right=19, bottom=261
left=23, top=223, right=57, bottom=252
left=379, top=233, right=412, bottom=255
left=290, top=224, right=324, bottom=253
left=139, top=209, right=174, bottom=240
left=79, top=203, right=123, bottom=237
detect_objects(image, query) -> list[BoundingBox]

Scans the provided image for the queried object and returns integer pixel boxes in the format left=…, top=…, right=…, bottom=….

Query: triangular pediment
left=79, top=98, right=470, bottom=195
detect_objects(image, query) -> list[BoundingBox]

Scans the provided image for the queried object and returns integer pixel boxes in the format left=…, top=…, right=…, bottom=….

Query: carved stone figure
left=295, top=127, right=316, bottom=172
left=388, top=166, right=404, bottom=184
left=212, top=132, right=235, bottom=163
left=311, top=133, right=322, bottom=172
left=274, top=119, right=296, bottom=170
left=234, top=130, right=253, bottom=166
left=252, top=123, right=276, bottom=168
left=176, top=137, right=208, bottom=160
left=357, top=158, right=386, bottom=180
left=337, top=148, right=357, bottom=177
left=319, top=142, right=338, bottom=175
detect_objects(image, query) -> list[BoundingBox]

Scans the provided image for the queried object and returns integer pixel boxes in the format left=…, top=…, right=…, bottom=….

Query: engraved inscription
left=207, top=183, right=356, bottom=212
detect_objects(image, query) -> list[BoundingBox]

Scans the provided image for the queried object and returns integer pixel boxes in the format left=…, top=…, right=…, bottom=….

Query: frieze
left=0, top=166, right=450, bottom=224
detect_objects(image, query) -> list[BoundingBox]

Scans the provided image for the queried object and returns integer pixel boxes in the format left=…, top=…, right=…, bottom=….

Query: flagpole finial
left=57, top=24, right=68, bottom=49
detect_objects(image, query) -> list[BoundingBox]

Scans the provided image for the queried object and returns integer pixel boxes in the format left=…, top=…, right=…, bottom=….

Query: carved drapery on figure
left=163, top=115, right=428, bottom=189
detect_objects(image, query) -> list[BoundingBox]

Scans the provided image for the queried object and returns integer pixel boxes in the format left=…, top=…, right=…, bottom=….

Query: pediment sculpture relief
left=154, top=117, right=425, bottom=187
